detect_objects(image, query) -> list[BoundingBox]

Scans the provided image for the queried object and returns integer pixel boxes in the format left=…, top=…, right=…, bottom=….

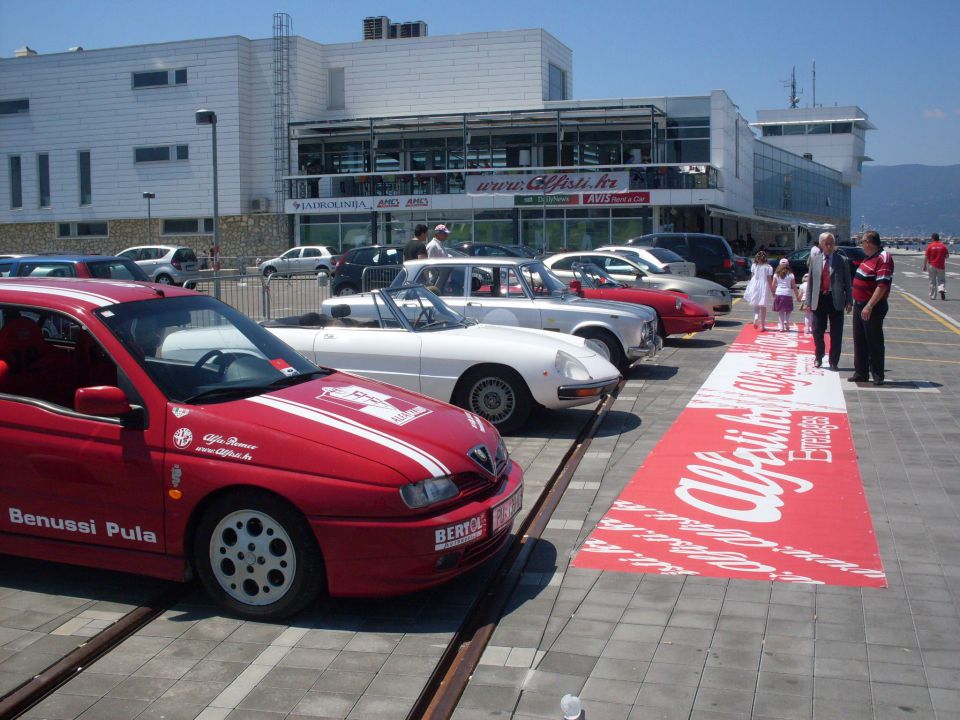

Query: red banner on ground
left=573, top=325, right=886, bottom=587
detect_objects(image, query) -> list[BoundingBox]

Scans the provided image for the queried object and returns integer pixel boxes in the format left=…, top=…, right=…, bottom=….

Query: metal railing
left=190, top=270, right=332, bottom=322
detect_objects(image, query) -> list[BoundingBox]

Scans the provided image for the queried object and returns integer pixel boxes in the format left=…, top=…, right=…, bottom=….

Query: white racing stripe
left=248, top=394, right=450, bottom=477
left=0, top=283, right=117, bottom=306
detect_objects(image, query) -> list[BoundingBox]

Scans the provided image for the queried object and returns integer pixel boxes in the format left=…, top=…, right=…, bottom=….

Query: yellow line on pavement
left=898, top=293, right=960, bottom=335
left=887, top=339, right=960, bottom=347
left=883, top=326, right=956, bottom=334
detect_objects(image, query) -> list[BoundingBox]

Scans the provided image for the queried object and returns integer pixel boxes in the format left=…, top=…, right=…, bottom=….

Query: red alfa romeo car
left=0, top=278, right=522, bottom=619
left=567, top=262, right=715, bottom=338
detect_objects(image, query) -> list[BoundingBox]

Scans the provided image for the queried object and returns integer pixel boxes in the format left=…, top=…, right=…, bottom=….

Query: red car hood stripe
left=248, top=393, right=451, bottom=477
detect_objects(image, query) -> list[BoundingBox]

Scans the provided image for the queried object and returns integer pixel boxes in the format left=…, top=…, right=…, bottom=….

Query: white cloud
left=923, top=108, right=947, bottom=119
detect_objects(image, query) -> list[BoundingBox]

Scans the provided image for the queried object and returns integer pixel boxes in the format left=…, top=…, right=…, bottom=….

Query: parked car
left=257, top=245, right=337, bottom=277
left=0, top=278, right=522, bottom=619
left=265, top=285, right=621, bottom=433
left=772, top=245, right=867, bottom=281
left=627, top=233, right=738, bottom=288
left=117, top=245, right=200, bottom=286
left=543, top=251, right=732, bottom=315
left=449, top=242, right=538, bottom=258
left=566, top=263, right=715, bottom=338
left=0, top=254, right=149, bottom=281
left=595, top=245, right=696, bottom=277
left=393, top=257, right=661, bottom=371
left=331, top=244, right=405, bottom=296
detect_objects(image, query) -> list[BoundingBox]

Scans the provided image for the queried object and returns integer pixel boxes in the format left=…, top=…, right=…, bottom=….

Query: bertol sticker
left=317, top=385, right=432, bottom=425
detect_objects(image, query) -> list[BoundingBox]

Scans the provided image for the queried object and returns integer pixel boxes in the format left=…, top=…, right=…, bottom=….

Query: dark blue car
left=0, top=254, right=149, bottom=281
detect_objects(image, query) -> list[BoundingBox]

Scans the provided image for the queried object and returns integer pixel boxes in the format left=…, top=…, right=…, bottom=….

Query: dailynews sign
left=466, top=172, right=629, bottom=195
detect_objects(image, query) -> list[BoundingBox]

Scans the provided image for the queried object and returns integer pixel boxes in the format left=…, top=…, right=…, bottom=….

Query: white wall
left=710, top=90, right=754, bottom=215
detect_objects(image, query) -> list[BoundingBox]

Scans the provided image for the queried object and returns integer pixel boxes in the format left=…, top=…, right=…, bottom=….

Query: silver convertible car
left=264, top=285, right=622, bottom=433
left=393, top=258, right=661, bottom=372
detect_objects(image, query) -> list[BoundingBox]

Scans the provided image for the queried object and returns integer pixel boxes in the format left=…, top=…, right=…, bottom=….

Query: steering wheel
left=414, top=307, right=435, bottom=328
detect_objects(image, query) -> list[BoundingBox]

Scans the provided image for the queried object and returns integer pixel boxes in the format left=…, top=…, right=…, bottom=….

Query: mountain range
left=851, top=164, right=960, bottom=237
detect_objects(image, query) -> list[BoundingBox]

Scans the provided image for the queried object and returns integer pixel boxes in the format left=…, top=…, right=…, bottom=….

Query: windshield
left=645, top=247, right=685, bottom=264
left=88, top=259, right=150, bottom=281
left=96, top=295, right=321, bottom=403
left=612, top=250, right=667, bottom=274
left=518, top=261, right=570, bottom=296
left=572, top=263, right=626, bottom=289
left=381, top=285, right=468, bottom=330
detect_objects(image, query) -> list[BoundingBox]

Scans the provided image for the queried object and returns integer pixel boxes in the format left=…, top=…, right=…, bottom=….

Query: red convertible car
left=0, top=278, right=522, bottom=619
left=567, top=263, right=715, bottom=338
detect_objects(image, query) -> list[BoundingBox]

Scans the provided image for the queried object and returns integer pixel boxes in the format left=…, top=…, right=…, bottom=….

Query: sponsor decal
left=316, top=384, right=432, bottom=426
left=172, top=427, right=193, bottom=449
left=582, top=191, right=650, bottom=205
left=194, top=433, right=258, bottom=462
left=435, top=514, right=486, bottom=551
left=573, top=325, right=885, bottom=587
left=172, top=407, right=190, bottom=419
left=170, top=464, right=182, bottom=488
left=377, top=198, right=400, bottom=209
left=467, top=172, right=629, bottom=195
left=463, top=410, right=486, bottom=432
left=406, top=197, right=430, bottom=207
left=269, top=358, right=298, bottom=376
left=7, top=508, right=157, bottom=544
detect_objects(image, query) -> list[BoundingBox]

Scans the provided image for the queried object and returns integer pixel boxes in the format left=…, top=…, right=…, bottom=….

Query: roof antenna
left=812, top=59, right=817, bottom=107
left=783, top=66, right=802, bottom=109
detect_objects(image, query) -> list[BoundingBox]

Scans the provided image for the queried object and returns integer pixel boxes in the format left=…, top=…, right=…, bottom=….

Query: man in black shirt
left=403, top=224, right=429, bottom=261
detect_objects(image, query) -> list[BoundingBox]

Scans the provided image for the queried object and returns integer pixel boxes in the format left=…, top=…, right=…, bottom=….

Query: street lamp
left=142, top=192, right=155, bottom=244
left=533, top=174, right=547, bottom=252
left=196, top=109, right=220, bottom=297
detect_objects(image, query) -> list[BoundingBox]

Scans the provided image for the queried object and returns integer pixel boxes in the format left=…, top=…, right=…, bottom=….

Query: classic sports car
left=544, top=251, right=732, bottom=315
left=263, top=285, right=621, bottom=433
left=567, top=263, right=715, bottom=338
left=394, top=258, right=661, bottom=372
left=0, top=279, right=522, bottom=619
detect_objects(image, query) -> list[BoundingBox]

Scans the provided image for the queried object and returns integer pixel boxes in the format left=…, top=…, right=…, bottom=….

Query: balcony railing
left=285, top=164, right=719, bottom=201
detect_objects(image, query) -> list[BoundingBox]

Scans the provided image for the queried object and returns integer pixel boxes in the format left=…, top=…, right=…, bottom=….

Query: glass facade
left=754, top=141, right=849, bottom=221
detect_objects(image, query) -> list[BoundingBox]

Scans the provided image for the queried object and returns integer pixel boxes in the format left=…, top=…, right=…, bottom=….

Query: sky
left=2, top=0, right=958, bottom=167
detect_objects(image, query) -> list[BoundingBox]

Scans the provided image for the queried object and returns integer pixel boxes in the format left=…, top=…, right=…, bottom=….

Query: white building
left=0, top=15, right=864, bottom=257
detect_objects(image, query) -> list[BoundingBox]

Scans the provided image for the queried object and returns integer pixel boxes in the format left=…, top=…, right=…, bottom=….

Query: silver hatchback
left=117, top=245, right=200, bottom=286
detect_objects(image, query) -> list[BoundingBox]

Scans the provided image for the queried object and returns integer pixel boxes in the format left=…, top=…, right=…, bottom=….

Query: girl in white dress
left=797, top=273, right=813, bottom=334
left=743, top=250, right=773, bottom=330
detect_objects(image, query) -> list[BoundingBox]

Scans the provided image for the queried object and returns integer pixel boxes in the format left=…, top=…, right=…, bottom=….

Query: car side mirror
left=569, top=280, right=582, bottom=293
left=75, top=386, right=142, bottom=426
left=329, top=304, right=352, bottom=319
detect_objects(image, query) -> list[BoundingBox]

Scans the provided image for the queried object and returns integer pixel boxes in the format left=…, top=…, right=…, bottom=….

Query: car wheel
left=335, top=283, right=359, bottom=296
left=155, top=273, right=173, bottom=285
left=315, top=264, right=330, bottom=274
left=454, top=366, right=532, bottom=434
left=577, top=328, right=626, bottom=371
left=193, top=489, right=325, bottom=620
left=262, top=266, right=277, bottom=277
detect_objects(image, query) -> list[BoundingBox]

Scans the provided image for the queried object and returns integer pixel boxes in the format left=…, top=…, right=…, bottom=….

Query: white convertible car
left=263, top=285, right=622, bottom=433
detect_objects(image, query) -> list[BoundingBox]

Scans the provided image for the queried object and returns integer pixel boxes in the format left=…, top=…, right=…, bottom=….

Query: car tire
left=315, top=264, right=330, bottom=274
left=193, top=488, right=325, bottom=620
left=262, top=266, right=277, bottom=277
left=577, top=328, right=626, bottom=371
left=155, top=273, right=174, bottom=285
left=454, top=365, right=532, bottom=434
left=335, top=283, right=359, bottom=296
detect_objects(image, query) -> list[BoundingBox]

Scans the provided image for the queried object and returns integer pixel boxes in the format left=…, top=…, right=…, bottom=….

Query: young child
left=797, top=272, right=813, bottom=334
left=743, top=250, right=773, bottom=330
left=771, top=259, right=800, bottom=331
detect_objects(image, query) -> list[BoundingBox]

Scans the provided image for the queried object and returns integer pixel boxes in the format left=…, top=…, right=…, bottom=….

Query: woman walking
left=743, top=250, right=773, bottom=330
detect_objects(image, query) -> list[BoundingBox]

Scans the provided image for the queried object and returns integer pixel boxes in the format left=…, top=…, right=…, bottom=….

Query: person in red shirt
left=922, top=232, right=949, bottom=300
left=849, top=230, right=894, bottom=385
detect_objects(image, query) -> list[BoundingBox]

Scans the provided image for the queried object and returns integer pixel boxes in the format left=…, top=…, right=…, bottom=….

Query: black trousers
left=812, top=292, right=844, bottom=366
left=852, top=299, right=888, bottom=381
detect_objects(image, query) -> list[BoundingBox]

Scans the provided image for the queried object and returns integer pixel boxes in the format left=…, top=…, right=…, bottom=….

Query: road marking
left=896, top=290, right=960, bottom=335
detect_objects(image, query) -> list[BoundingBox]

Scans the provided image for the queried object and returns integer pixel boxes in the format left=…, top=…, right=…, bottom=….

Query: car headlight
left=400, top=477, right=459, bottom=509
left=674, top=297, right=683, bottom=311
left=707, top=289, right=723, bottom=297
left=556, top=350, right=591, bottom=380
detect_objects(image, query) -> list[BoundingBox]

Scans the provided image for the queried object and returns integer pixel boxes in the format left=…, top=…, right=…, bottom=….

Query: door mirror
left=75, top=386, right=133, bottom=417
left=569, top=280, right=582, bottom=293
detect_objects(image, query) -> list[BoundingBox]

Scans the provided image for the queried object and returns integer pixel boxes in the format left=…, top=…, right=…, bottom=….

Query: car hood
left=553, top=293, right=657, bottom=322
left=165, top=372, right=500, bottom=486
left=666, top=276, right=728, bottom=294
left=462, top=323, right=601, bottom=358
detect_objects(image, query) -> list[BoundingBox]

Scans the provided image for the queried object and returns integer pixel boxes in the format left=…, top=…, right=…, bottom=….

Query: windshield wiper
left=183, top=385, right=268, bottom=404
left=268, top=369, right=332, bottom=387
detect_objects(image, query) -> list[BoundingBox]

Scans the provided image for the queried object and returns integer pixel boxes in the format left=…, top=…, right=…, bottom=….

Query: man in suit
left=806, top=232, right=852, bottom=370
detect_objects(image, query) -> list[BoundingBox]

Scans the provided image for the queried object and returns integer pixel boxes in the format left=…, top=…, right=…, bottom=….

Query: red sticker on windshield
left=270, top=358, right=297, bottom=376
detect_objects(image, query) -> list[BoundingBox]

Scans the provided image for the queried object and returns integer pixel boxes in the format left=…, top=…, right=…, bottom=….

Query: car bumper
left=557, top=376, right=620, bottom=401
left=311, top=463, right=524, bottom=596
left=662, top=315, right=716, bottom=336
left=627, top=333, right=663, bottom=361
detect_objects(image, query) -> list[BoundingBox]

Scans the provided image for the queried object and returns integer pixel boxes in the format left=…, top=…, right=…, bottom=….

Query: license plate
left=491, top=485, right=522, bottom=534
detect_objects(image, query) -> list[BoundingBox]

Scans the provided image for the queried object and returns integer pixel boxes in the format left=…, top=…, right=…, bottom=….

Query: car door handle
left=466, top=301, right=483, bottom=307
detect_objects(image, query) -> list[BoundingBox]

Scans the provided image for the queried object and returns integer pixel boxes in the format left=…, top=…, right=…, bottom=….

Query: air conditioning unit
left=250, top=197, right=270, bottom=213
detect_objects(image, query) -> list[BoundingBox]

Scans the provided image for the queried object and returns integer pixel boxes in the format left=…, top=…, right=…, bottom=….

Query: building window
left=132, top=69, right=188, bottom=89
left=162, top=217, right=214, bottom=234
left=38, top=153, right=50, bottom=208
left=782, top=124, right=805, bottom=135
left=134, top=144, right=189, bottom=163
left=761, top=126, right=782, bottom=137
left=328, top=68, right=345, bottom=110
left=548, top=64, right=567, bottom=101
left=831, top=122, right=852, bottom=134
left=807, top=123, right=830, bottom=135
left=9, top=155, right=22, bottom=209
left=0, top=98, right=30, bottom=115
left=58, top=221, right=108, bottom=238
left=79, top=151, right=91, bottom=205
